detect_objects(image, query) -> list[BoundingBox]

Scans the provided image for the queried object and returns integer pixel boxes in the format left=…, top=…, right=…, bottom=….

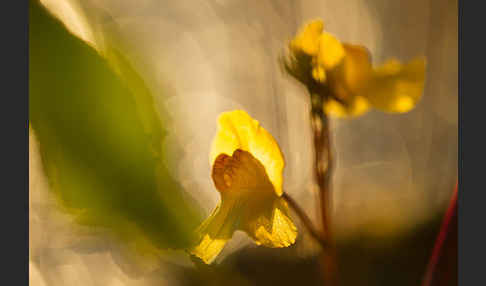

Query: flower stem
left=309, top=92, right=339, bottom=286
left=421, top=182, right=458, bottom=286
left=282, top=192, right=329, bottom=249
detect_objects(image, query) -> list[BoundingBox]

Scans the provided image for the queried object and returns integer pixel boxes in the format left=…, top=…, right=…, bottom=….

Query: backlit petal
left=317, top=32, right=345, bottom=70
left=190, top=199, right=243, bottom=264
left=323, top=96, right=370, bottom=118
left=363, top=58, right=426, bottom=113
left=338, top=44, right=373, bottom=93
left=193, top=149, right=293, bottom=264
left=211, top=150, right=275, bottom=197
left=323, top=44, right=372, bottom=118
left=210, top=110, right=285, bottom=196
left=242, top=198, right=297, bottom=248
left=290, top=19, right=324, bottom=56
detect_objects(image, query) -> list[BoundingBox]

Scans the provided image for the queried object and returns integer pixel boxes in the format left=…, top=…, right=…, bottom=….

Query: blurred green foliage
left=29, top=0, right=200, bottom=250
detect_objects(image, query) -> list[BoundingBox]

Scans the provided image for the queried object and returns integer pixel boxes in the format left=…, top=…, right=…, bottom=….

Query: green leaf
left=29, top=0, right=200, bottom=251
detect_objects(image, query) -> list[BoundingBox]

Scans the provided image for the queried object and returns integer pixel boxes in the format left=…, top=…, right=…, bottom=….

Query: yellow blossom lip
left=317, top=32, right=345, bottom=70
left=285, top=19, right=427, bottom=118
left=209, top=110, right=285, bottom=196
left=191, top=110, right=297, bottom=264
left=290, top=19, right=324, bottom=56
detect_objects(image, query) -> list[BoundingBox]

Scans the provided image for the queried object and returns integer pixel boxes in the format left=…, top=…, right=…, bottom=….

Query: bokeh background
left=30, top=0, right=458, bottom=285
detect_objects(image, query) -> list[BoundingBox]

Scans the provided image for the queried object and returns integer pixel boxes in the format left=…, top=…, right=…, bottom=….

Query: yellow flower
left=286, top=19, right=426, bottom=118
left=290, top=19, right=324, bottom=56
left=191, top=110, right=297, bottom=264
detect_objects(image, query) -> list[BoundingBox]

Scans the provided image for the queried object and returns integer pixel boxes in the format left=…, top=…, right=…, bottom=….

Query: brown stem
left=282, top=192, right=329, bottom=249
left=309, top=92, right=338, bottom=286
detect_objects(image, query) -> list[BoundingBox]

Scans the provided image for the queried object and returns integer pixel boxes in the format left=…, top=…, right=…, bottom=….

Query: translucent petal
left=323, top=44, right=372, bottom=118
left=190, top=199, right=242, bottom=264
left=242, top=198, right=297, bottom=248
left=338, top=44, right=373, bottom=93
left=211, top=150, right=275, bottom=196
left=193, top=149, right=295, bottom=264
left=324, top=96, right=370, bottom=118
left=317, top=32, right=345, bottom=70
left=210, top=110, right=285, bottom=196
left=290, top=19, right=324, bottom=56
left=364, top=58, right=426, bottom=113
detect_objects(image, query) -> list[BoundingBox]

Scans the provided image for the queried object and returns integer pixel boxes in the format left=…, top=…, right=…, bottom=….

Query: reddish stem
left=421, top=182, right=458, bottom=286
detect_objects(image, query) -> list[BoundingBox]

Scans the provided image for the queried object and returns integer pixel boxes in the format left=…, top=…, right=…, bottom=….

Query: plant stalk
left=421, top=182, right=458, bottom=286
left=310, top=92, right=338, bottom=286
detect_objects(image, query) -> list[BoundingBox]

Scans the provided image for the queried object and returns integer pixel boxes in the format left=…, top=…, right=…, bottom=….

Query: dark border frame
left=2, top=0, right=29, bottom=285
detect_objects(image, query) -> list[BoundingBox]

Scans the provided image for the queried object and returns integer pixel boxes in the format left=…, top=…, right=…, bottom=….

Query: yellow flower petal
left=337, top=44, right=373, bottom=93
left=317, top=32, right=345, bottom=70
left=242, top=197, right=297, bottom=248
left=190, top=199, right=242, bottom=264
left=211, top=150, right=275, bottom=197
left=290, top=19, right=324, bottom=56
left=285, top=18, right=427, bottom=117
left=321, top=44, right=372, bottom=118
left=323, top=95, right=370, bottom=118
left=211, top=150, right=296, bottom=248
left=363, top=58, right=426, bottom=113
left=210, top=110, right=285, bottom=196
left=192, top=149, right=296, bottom=264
